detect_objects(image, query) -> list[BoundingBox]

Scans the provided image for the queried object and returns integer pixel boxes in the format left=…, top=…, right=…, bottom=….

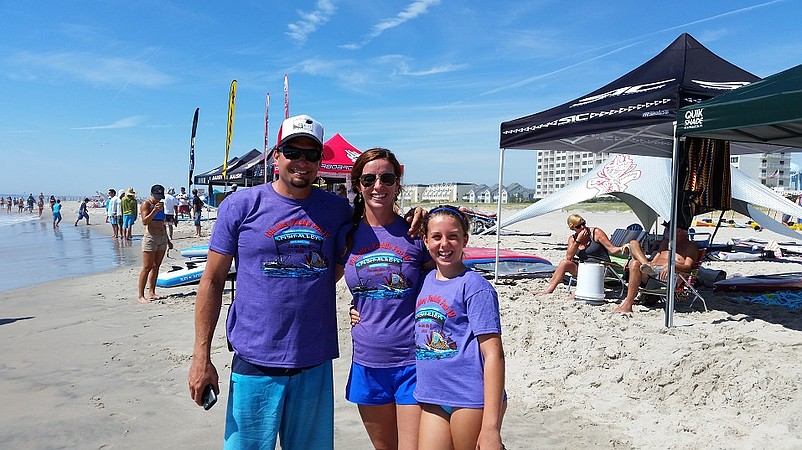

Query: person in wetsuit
left=538, top=213, right=628, bottom=295
left=137, top=184, right=172, bottom=303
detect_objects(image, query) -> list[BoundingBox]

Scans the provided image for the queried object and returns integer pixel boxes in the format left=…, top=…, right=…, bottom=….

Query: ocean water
left=0, top=212, right=140, bottom=292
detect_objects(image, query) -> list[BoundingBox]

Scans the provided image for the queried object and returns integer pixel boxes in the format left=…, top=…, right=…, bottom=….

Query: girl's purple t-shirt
left=210, top=183, right=351, bottom=368
left=413, top=269, right=501, bottom=408
left=341, top=216, right=430, bottom=367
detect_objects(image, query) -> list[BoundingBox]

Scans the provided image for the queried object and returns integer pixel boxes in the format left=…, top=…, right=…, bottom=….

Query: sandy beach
left=2, top=203, right=802, bottom=449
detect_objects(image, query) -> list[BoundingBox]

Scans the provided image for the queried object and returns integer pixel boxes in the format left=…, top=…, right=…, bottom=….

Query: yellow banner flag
left=222, top=79, right=237, bottom=178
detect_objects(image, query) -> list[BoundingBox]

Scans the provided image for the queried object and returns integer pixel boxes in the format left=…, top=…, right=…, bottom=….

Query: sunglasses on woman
left=278, top=145, right=322, bottom=162
left=359, top=172, right=397, bottom=187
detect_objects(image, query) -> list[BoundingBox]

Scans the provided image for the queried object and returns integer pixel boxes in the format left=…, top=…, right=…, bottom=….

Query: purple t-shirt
left=210, top=183, right=351, bottom=368
left=413, top=269, right=501, bottom=408
left=340, top=216, right=430, bottom=368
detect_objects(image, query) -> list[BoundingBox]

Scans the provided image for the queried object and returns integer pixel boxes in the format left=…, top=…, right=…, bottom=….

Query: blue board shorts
left=193, top=211, right=202, bottom=227
left=123, top=214, right=136, bottom=228
left=345, top=361, right=417, bottom=405
left=109, top=216, right=118, bottom=225
left=224, top=357, right=334, bottom=450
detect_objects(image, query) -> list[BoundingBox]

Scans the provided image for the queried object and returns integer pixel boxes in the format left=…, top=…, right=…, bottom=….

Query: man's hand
left=405, top=207, right=427, bottom=237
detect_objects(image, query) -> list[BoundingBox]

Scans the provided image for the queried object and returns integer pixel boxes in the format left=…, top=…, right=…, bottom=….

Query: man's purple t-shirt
left=340, top=216, right=430, bottom=368
left=413, top=269, right=501, bottom=408
left=210, top=183, right=351, bottom=368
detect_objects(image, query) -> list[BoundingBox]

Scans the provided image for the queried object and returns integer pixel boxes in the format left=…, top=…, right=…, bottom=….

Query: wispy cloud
left=342, top=0, right=441, bottom=50
left=286, top=0, right=336, bottom=45
left=7, top=51, right=174, bottom=87
left=482, top=0, right=782, bottom=96
left=72, top=116, right=148, bottom=130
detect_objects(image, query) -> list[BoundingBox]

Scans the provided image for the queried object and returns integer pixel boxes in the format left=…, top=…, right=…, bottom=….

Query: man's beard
left=290, top=177, right=311, bottom=189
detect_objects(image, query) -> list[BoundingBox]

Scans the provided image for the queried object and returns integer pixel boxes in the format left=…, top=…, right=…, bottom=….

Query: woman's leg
left=358, top=403, right=399, bottom=450
left=541, top=259, right=577, bottom=294
left=139, top=250, right=156, bottom=303
left=418, top=403, right=454, bottom=450
left=147, top=246, right=168, bottom=299
left=396, top=404, right=421, bottom=450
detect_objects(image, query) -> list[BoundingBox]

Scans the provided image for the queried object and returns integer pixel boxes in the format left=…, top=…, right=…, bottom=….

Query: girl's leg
left=418, top=403, right=454, bottom=450
left=357, top=403, right=399, bottom=450
left=396, top=404, right=422, bottom=450
left=448, top=407, right=484, bottom=450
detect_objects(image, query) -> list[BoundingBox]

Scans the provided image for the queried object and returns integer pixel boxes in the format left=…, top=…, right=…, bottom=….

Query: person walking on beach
left=121, top=188, right=138, bottom=241
left=163, top=187, right=178, bottom=240
left=5, top=196, right=10, bottom=213
left=340, top=148, right=432, bottom=450
left=106, top=189, right=121, bottom=238
left=49, top=195, right=56, bottom=211
left=37, top=193, right=44, bottom=217
left=138, top=184, right=172, bottom=303
left=189, top=114, right=352, bottom=449
left=414, top=206, right=506, bottom=450
left=191, top=188, right=204, bottom=237
left=177, top=187, right=190, bottom=218
left=75, top=198, right=90, bottom=226
left=52, top=199, right=62, bottom=228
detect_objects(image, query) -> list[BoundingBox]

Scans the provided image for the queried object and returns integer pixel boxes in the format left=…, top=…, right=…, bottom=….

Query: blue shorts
left=109, top=216, right=118, bottom=225
left=346, top=362, right=417, bottom=406
left=193, top=211, right=201, bottom=227
left=53, top=212, right=61, bottom=221
left=123, top=214, right=136, bottom=228
left=225, top=359, right=333, bottom=450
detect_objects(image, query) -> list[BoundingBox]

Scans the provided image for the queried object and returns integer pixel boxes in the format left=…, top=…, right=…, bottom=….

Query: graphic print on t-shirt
left=351, top=251, right=412, bottom=301
left=262, top=221, right=328, bottom=278
left=415, top=296, right=458, bottom=360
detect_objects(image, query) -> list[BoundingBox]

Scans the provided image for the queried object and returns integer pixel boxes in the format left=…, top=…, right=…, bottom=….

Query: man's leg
left=614, top=259, right=643, bottom=313
left=224, top=372, right=284, bottom=450
left=280, top=361, right=334, bottom=450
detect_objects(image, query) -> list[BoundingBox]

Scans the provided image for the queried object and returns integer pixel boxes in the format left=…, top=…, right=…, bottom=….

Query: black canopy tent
left=193, top=149, right=265, bottom=205
left=494, top=33, right=764, bottom=326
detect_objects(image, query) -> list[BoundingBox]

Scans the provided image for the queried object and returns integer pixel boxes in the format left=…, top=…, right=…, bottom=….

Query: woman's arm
left=595, top=228, right=627, bottom=255
left=477, top=334, right=505, bottom=449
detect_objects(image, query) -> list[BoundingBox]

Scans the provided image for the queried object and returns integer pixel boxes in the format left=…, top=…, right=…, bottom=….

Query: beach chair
left=637, top=249, right=708, bottom=311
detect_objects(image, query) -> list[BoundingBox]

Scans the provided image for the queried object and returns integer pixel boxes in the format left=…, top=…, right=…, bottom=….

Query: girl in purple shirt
left=414, top=206, right=506, bottom=450
left=340, top=149, right=433, bottom=450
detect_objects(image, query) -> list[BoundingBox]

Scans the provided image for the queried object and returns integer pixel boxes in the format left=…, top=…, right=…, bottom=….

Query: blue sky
left=2, top=0, right=801, bottom=197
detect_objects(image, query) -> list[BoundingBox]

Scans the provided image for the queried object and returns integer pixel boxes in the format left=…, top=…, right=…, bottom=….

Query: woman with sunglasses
left=539, top=213, right=628, bottom=295
left=338, top=148, right=434, bottom=450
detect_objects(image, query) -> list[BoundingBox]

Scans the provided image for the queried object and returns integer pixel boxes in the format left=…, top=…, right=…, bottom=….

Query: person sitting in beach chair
left=613, top=225, right=699, bottom=313
left=538, top=214, right=629, bottom=295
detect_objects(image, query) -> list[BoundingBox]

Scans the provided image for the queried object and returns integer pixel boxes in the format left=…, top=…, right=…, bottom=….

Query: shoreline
left=1, top=209, right=801, bottom=448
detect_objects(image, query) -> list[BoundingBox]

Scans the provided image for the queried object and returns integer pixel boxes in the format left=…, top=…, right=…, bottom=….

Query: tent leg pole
left=494, top=148, right=506, bottom=285
left=666, top=123, right=680, bottom=328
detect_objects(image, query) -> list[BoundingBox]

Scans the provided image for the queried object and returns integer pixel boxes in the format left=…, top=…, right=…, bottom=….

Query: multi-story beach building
left=729, top=152, right=791, bottom=190
left=535, top=150, right=609, bottom=196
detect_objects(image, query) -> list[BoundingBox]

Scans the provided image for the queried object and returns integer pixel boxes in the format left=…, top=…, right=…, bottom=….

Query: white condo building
left=729, top=152, right=791, bottom=190
left=536, top=151, right=609, bottom=196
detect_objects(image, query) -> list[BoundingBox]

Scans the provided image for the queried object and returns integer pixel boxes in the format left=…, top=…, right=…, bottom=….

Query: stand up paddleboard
left=463, top=247, right=555, bottom=278
left=157, top=260, right=235, bottom=288
left=713, top=272, right=802, bottom=293
left=181, top=244, right=210, bottom=259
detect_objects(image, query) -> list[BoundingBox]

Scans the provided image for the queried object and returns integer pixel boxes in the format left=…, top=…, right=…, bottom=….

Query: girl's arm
left=477, top=333, right=505, bottom=450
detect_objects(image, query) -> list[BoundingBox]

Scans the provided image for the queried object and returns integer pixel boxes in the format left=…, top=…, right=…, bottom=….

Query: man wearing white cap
left=189, top=114, right=350, bottom=449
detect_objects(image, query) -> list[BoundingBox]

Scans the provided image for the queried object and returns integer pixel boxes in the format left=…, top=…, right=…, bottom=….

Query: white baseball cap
left=276, top=114, right=324, bottom=150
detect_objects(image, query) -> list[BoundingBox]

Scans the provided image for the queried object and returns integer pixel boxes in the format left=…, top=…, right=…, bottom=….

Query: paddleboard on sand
left=463, top=247, right=555, bottom=278
left=713, top=272, right=802, bottom=293
left=157, top=260, right=235, bottom=288
left=181, top=244, right=210, bottom=259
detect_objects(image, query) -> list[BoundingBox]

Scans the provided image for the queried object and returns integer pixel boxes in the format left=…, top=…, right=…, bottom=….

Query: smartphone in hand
left=202, top=384, right=217, bottom=410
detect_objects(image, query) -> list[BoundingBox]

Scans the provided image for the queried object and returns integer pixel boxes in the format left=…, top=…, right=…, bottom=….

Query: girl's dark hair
left=343, top=148, right=403, bottom=255
left=424, top=205, right=471, bottom=236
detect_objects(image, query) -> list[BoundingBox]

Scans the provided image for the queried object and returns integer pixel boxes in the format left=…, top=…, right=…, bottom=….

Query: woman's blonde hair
left=567, top=214, right=585, bottom=229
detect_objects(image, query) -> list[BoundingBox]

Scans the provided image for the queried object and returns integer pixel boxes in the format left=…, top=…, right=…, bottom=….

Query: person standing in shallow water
left=75, top=198, right=90, bottom=226
left=52, top=199, right=63, bottom=228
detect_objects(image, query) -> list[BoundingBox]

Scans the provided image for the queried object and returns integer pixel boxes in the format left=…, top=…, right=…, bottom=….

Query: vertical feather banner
left=222, top=79, right=237, bottom=179
left=188, top=108, right=199, bottom=189
left=264, top=92, right=270, bottom=184
left=284, top=74, right=289, bottom=119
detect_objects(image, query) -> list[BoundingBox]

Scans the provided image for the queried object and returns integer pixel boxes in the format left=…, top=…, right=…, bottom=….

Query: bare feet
left=138, top=296, right=151, bottom=304
left=147, top=294, right=166, bottom=301
left=613, top=304, right=633, bottom=313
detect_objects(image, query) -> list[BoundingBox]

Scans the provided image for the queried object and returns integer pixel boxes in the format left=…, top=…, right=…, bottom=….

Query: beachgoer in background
left=27, top=194, right=35, bottom=214
left=117, top=189, right=125, bottom=238
left=339, top=148, right=432, bottom=450
left=164, top=187, right=178, bottom=240
left=538, top=214, right=628, bottom=295
left=6, top=196, right=12, bottom=213
left=17, top=197, right=23, bottom=213
left=121, top=188, right=138, bottom=241
left=52, top=199, right=62, bottom=228
left=107, top=189, right=121, bottom=238
left=75, top=198, right=90, bottom=226
left=189, top=114, right=351, bottom=449
left=614, top=226, right=699, bottom=314
left=37, top=193, right=44, bottom=217
left=191, top=189, right=204, bottom=237
left=414, top=205, right=506, bottom=450
left=138, top=184, right=171, bottom=303
left=337, top=184, right=347, bottom=198
left=49, top=195, right=56, bottom=211
left=177, top=187, right=190, bottom=218
left=0, top=196, right=4, bottom=210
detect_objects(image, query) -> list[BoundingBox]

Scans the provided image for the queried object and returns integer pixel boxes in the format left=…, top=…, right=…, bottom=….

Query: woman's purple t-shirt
left=341, top=216, right=430, bottom=367
left=413, top=269, right=501, bottom=408
left=210, top=183, right=351, bottom=368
